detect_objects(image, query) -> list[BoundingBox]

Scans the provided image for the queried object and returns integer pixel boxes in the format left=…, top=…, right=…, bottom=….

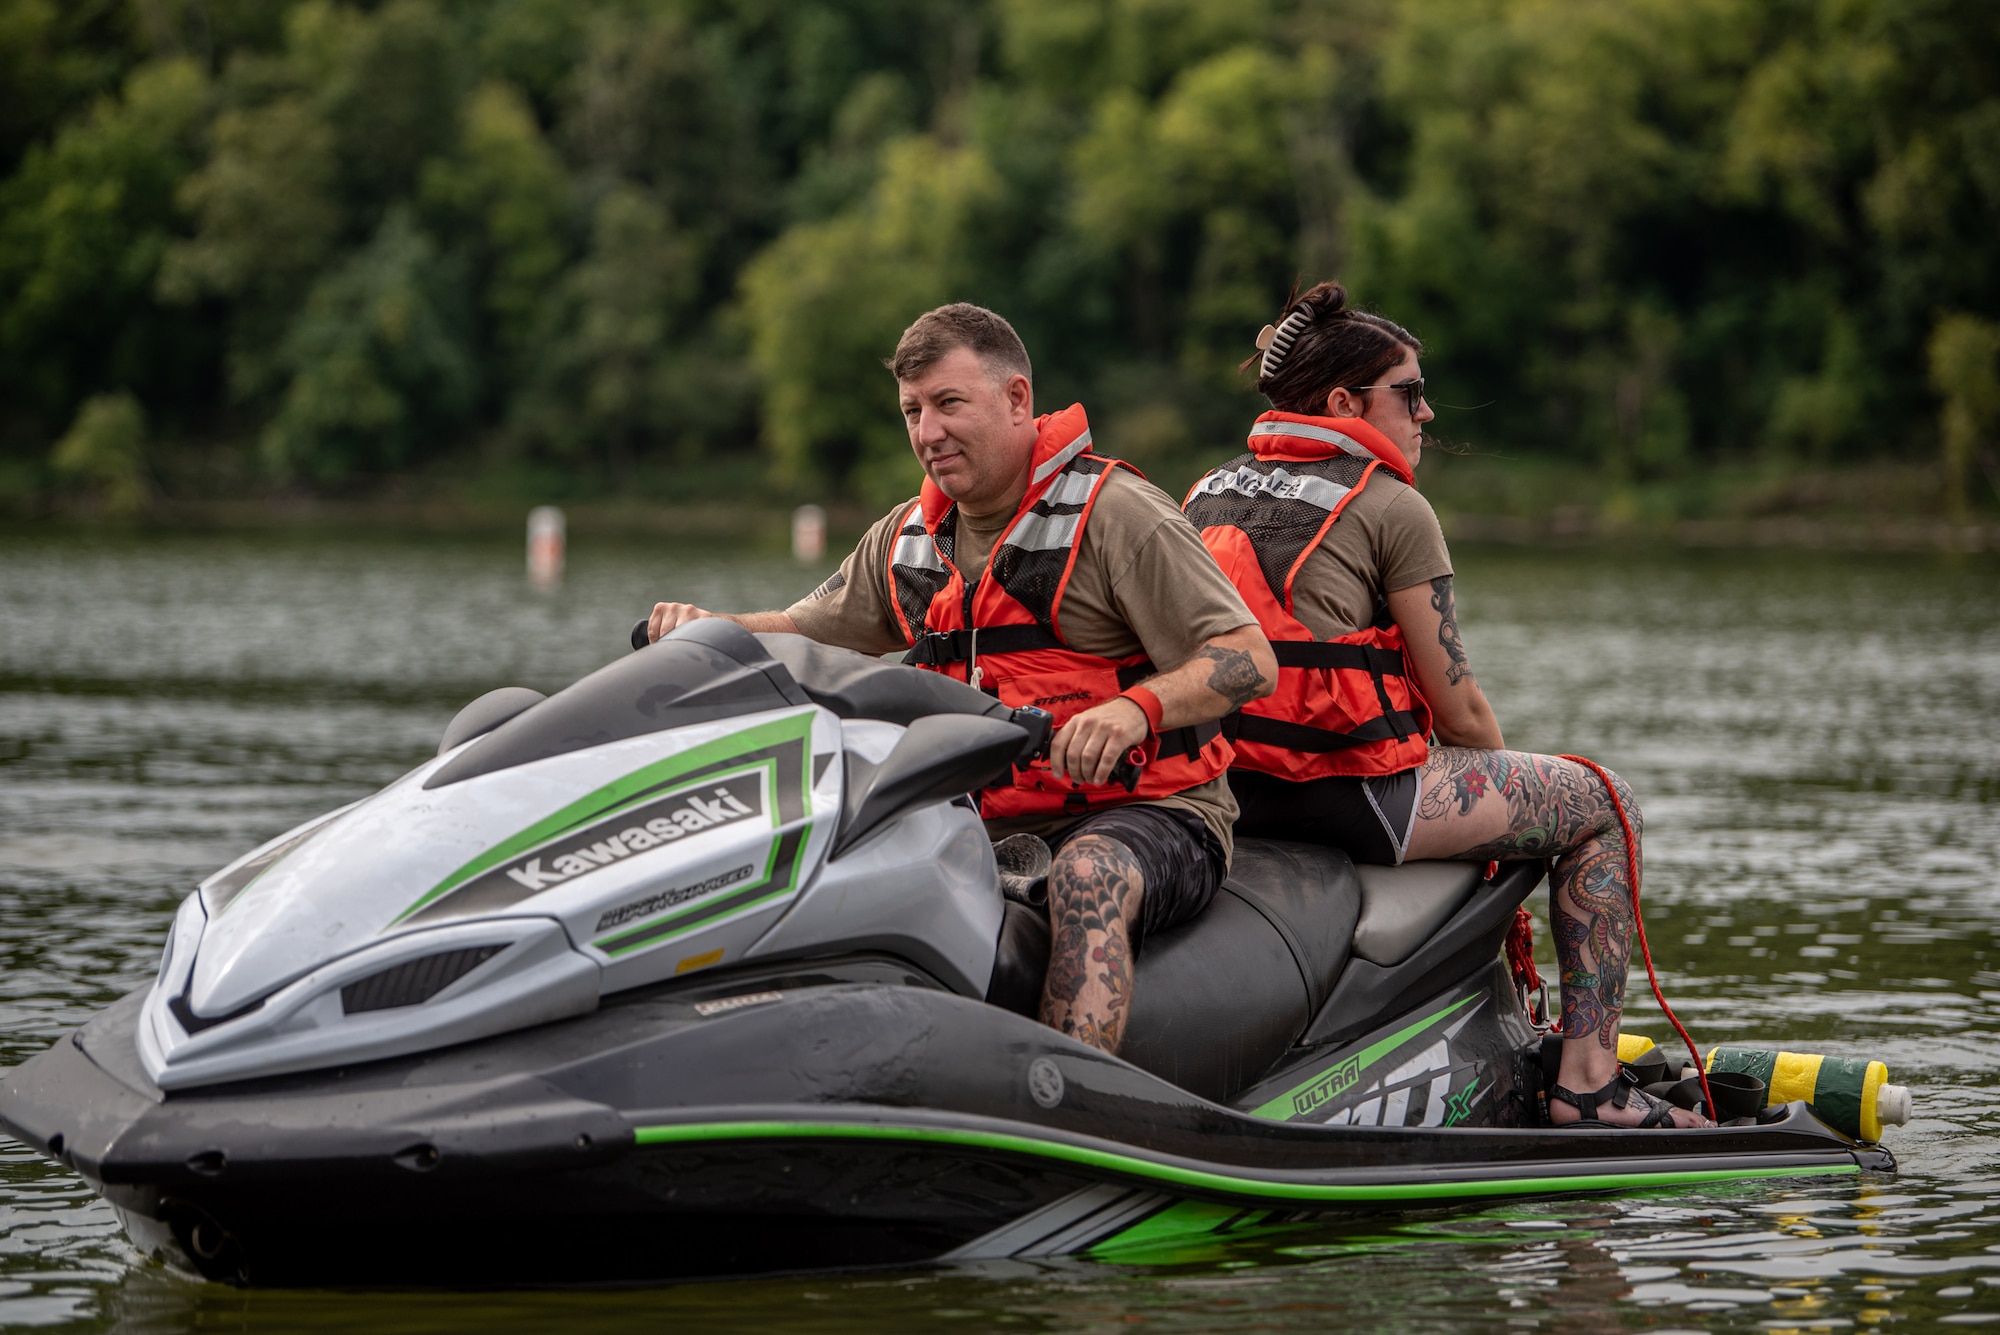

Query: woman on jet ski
left=1184, top=281, right=1709, bottom=1130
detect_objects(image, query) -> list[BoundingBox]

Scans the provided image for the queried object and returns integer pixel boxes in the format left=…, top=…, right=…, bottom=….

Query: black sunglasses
left=1346, top=377, right=1426, bottom=416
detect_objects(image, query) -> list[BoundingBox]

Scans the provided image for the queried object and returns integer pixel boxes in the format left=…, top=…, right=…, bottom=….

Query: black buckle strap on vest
left=1267, top=638, right=1415, bottom=744
left=1221, top=710, right=1426, bottom=754
left=1267, top=641, right=1410, bottom=675
left=1157, top=718, right=1221, bottom=760
left=901, top=624, right=1066, bottom=668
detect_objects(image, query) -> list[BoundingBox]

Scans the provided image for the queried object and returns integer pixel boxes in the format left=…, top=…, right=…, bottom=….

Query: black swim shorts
left=1047, top=804, right=1226, bottom=944
left=1228, top=767, right=1421, bottom=866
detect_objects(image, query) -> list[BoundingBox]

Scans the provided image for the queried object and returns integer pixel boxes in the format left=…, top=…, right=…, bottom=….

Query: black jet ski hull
left=1, top=962, right=1891, bottom=1288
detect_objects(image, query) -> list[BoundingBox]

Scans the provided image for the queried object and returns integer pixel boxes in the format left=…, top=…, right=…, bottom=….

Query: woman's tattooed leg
left=1405, top=748, right=1705, bottom=1127
left=1040, top=834, right=1147, bottom=1054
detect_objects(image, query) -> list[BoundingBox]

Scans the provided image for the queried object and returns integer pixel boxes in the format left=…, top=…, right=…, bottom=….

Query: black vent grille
left=341, top=946, right=504, bottom=1015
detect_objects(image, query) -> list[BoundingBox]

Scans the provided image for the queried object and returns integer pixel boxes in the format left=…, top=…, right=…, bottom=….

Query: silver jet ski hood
left=137, top=624, right=1009, bottom=1090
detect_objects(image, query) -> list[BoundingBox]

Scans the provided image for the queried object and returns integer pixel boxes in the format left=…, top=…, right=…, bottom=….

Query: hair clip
left=1258, top=307, right=1314, bottom=379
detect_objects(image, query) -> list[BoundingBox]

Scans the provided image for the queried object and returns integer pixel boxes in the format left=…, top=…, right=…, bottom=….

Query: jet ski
left=0, top=620, right=1899, bottom=1287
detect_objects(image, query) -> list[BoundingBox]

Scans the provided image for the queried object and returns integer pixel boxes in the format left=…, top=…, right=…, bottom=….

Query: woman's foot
left=1549, top=1071, right=1712, bottom=1129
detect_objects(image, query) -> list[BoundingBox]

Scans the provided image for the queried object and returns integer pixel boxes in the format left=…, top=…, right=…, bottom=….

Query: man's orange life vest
left=886, top=404, right=1234, bottom=820
left=1182, top=411, right=1432, bottom=780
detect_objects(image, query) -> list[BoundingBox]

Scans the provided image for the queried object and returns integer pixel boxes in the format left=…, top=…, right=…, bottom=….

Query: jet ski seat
left=988, top=838, right=1362, bottom=1101
left=1352, top=862, right=1484, bottom=965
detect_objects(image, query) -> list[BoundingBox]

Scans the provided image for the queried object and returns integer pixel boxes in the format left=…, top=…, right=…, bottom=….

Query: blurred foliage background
left=2, top=0, right=1996, bottom=520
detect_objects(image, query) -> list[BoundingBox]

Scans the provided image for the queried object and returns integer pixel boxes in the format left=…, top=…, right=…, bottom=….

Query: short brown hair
left=888, top=303, right=1033, bottom=384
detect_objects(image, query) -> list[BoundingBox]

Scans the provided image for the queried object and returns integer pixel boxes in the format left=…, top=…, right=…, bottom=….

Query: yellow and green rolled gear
left=1617, top=1032, right=1657, bottom=1064
left=1706, top=1046, right=1891, bottom=1141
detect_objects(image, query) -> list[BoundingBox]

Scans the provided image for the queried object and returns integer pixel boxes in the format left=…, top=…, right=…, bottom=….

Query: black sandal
left=1549, top=1070, right=1679, bottom=1128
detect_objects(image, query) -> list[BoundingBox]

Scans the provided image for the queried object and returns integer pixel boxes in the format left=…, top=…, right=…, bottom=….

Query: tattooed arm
left=1148, top=623, right=1276, bottom=720
left=1048, top=624, right=1275, bottom=784
left=1385, top=575, right=1503, bottom=749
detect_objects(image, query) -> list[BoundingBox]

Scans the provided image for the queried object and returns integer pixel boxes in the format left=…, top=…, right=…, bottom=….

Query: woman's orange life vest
left=1182, top=411, right=1432, bottom=780
left=885, top=403, right=1234, bottom=820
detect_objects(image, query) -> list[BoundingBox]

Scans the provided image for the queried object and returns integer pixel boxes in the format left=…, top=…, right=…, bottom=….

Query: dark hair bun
left=1291, top=280, right=1349, bottom=323
left=1246, top=278, right=1422, bottom=414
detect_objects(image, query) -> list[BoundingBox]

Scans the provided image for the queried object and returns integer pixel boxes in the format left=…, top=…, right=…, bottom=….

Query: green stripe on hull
left=1087, top=1199, right=1270, bottom=1257
left=631, top=1119, right=1860, bottom=1205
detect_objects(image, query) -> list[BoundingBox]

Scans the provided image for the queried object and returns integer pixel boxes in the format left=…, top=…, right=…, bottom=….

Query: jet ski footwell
left=3, top=971, right=1891, bottom=1287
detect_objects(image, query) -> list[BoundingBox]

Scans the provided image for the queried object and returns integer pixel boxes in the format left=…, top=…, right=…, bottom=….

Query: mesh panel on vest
left=988, top=455, right=1112, bottom=635
left=1184, top=453, right=1371, bottom=607
left=932, top=508, right=958, bottom=566
left=987, top=544, right=1067, bottom=636
left=891, top=511, right=951, bottom=637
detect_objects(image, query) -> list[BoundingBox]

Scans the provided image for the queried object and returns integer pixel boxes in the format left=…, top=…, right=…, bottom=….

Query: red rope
left=1558, top=754, right=1716, bottom=1122
left=1505, top=907, right=1542, bottom=999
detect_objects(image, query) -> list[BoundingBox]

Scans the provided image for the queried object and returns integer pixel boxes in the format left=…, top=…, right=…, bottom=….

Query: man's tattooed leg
left=1040, top=834, right=1147, bottom=1054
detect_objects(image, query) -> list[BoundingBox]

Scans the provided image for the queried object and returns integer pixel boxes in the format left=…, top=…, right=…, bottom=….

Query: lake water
left=0, top=524, right=1996, bottom=1332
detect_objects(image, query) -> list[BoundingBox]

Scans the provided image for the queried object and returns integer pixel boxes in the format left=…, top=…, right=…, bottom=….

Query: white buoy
left=792, top=504, right=827, bottom=563
left=527, top=506, right=565, bottom=588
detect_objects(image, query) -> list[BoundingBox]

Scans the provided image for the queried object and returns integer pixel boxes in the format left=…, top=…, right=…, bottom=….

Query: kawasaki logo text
left=504, top=773, right=762, bottom=894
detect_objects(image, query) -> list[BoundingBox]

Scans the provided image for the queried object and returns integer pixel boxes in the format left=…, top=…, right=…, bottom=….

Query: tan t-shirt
left=1284, top=474, right=1454, bottom=638
left=787, top=467, right=1255, bottom=860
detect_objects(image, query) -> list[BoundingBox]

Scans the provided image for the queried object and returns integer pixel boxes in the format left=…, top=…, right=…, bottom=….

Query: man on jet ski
left=647, top=303, right=1276, bottom=1056
left=1182, top=281, right=1710, bottom=1128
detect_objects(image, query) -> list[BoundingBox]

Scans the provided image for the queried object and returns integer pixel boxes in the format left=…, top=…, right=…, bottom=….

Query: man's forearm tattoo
left=1195, top=645, right=1265, bottom=708
left=1429, top=575, right=1471, bottom=686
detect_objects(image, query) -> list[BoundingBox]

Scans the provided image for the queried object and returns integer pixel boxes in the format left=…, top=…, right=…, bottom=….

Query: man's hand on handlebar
left=1049, top=696, right=1149, bottom=787
left=646, top=602, right=719, bottom=643
left=639, top=606, right=803, bottom=645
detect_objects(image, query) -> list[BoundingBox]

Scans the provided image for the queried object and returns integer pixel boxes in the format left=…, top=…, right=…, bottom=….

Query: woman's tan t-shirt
left=1279, top=473, right=1455, bottom=638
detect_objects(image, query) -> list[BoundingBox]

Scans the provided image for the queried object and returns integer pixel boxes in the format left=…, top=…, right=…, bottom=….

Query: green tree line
left=3, top=0, right=1996, bottom=514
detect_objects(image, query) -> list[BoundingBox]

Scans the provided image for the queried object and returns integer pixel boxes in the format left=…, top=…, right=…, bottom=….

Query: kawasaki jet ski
left=0, top=621, right=1900, bottom=1287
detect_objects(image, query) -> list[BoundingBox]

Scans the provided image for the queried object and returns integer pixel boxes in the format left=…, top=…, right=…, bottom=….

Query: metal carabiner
left=1520, top=979, right=1555, bottom=1033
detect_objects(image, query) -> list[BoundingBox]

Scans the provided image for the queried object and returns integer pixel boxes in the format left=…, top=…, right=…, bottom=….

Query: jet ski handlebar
left=1008, top=704, right=1141, bottom=793
left=630, top=619, right=1140, bottom=792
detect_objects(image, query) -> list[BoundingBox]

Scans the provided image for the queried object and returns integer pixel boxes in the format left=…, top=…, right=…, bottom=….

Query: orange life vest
left=887, top=404, right=1234, bottom=819
left=1182, top=411, right=1432, bottom=780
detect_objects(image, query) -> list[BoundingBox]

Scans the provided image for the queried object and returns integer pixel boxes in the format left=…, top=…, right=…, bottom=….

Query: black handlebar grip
left=630, top=619, right=651, bottom=652
left=1013, top=706, right=1141, bottom=790
left=1008, top=705, right=1055, bottom=764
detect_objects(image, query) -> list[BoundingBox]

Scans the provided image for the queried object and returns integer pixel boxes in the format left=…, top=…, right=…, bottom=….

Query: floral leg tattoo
left=1417, top=748, right=1643, bottom=1051
left=1040, top=834, right=1146, bottom=1054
